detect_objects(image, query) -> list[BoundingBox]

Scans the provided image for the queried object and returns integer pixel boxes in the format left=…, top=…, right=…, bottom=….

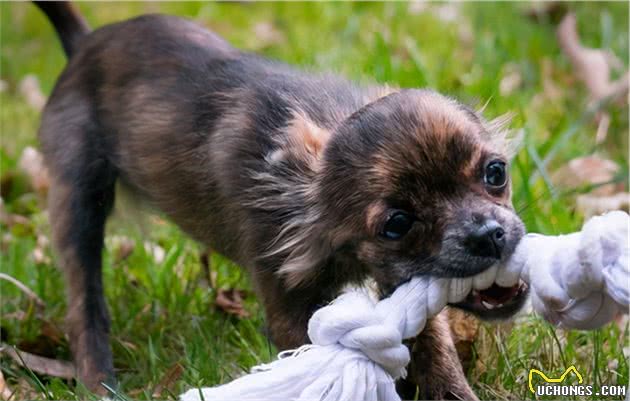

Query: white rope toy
left=181, top=211, right=629, bottom=401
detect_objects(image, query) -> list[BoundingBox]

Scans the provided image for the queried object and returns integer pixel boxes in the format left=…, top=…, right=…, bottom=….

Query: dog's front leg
left=396, top=312, right=479, bottom=401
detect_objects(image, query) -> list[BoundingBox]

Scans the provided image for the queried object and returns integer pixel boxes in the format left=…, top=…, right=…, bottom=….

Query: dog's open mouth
left=453, top=280, right=528, bottom=318
left=447, top=264, right=529, bottom=319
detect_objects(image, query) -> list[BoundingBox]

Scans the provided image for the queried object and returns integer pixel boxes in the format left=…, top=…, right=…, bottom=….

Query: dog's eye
left=484, top=160, right=507, bottom=187
left=380, top=211, right=414, bottom=240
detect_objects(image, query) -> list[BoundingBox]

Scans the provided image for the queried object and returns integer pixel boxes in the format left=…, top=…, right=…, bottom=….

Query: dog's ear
left=483, top=113, right=523, bottom=159
left=267, top=111, right=331, bottom=166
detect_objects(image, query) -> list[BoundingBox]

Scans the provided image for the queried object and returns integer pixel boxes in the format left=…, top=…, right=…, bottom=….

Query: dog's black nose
left=466, top=219, right=505, bottom=259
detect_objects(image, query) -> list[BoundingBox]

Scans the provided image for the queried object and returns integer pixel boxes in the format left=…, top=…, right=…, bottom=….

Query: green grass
left=1, top=2, right=628, bottom=400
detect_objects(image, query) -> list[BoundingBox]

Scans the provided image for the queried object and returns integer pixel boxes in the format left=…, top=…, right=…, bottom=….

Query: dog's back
left=39, top=7, right=396, bottom=260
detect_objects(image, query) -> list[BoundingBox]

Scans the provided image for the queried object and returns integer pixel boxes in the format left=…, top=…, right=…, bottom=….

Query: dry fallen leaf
left=551, top=155, right=621, bottom=196
left=0, top=369, right=13, bottom=401
left=251, top=22, right=286, bottom=49
left=31, top=234, right=51, bottom=265
left=448, top=308, right=479, bottom=373
left=152, top=362, right=184, bottom=398
left=199, top=249, right=217, bottom=289
left=118, top=340, right=138, bottom=352
left=3, top=311, right=26, bottom=321
left=144, top=241, right=165, bottom=264
left=18, top=75, right=47, bottom=112
left=407, top=0, right=428, bottom=15
left=433, top=3, right=460, bottom=23
left=18, top=147, right=50, bottom=197
left=576, top=192, right=630, bottom=220
left=474, top=358, right=488, bottom=377
left=525, top=2, right=568, bottom=24
left=107, top=235, right=136, bottom=262
left=0, top=344, right=75, bottom=379
left=499, top=63, right=523, bottom=96
left=614, top=314, right=628, bottom=334
left=17, top=320, right=65, bottom=359
left=558, top=13, right=629, bottom=103
left=0, top=198, right=30, bottom=228
left=557, top=13, right=629, bottom=144
left=215, top=288, right=250, bottom=318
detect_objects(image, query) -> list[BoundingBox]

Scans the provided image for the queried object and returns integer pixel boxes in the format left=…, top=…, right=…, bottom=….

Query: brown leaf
left=18, top=75, right=46, bottom=112
left=144, top=241, right=165, bottom=264
left=551, top=155, right=621, bottom=196
left=0, top=369, right=13, bottom=401
left=127, top=388, right=145, bottom=397
left=525, top=2, right=568, bottom=24
left=557, top=13, right=629, bottom=104
left=499, top=63, right=523, bottom=96
left=0, top=344, right=75, bottom=379
left=199, top=249, right=217, bottom=289
left=18, top=320, right=66, bottom=359
left=576, top=192, right=630, bottom=220
left=557, top=13, right=628, bottom=143
left=432, top=3, right=460, bottom=23
left=251, top=22, right=286, bottom=49
left=594, top=113, right=611, bottom=145
left=407, top=0, right=428, bottom=15
left=118, top=340, right=138, bottom=351
left=17, top=147, right=50, bottom=197
left=39, top=321, right=64, bottom=346
left=31, top=234, right=51, bottom=266
left=448, top=308, right=479, bottom=373
left=2, top=311, right=26, bottom=321
left=215, top=289, right=250, bottom=318
left=0, top=198, right=30, bottom=228
left=152, top=362, right=184, bottom=398
left=12, top=377, right=40, bottom=401
left=108, top=235, right=136, bottom=263
left=614, top=314, right=628, bottom=335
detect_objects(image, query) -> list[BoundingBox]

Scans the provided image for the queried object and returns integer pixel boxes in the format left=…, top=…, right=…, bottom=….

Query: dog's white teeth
left=472, top=264, right=498, bottom=290
left=481, top=301, right=495, bottom=310
left=448, top=278, right=472, bottom=303
left=481, top=301, right=504, bottom=310
left=494, top=261, right=521, bottom=288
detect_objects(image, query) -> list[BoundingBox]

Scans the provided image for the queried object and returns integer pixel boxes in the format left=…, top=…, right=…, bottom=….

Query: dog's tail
left=34, top=1, right=90, bottom=58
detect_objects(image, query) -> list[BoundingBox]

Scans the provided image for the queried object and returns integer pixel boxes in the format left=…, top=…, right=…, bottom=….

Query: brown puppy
left=36, top=2, right=527, bottom=398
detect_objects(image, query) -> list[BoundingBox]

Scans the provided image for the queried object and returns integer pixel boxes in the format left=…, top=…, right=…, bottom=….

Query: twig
left=0, top=273, right=45, bottom=310
left=0, top=344, right=75, bottom=380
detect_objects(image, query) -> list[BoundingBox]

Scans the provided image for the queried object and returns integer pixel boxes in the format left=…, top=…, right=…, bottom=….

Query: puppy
left=35, top=2, right=527, bottom=399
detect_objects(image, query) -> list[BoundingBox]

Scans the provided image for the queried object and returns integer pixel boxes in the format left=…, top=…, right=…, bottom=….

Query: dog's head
left=272, top=89, right=526, bottom=319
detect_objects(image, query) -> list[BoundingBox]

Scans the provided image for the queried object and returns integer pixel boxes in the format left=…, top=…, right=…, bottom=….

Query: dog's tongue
left=478, top=283, right=520, bottom=305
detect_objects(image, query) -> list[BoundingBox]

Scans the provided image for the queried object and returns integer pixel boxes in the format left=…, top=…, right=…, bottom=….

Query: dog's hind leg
left=42, top=101, right=117, bottom=394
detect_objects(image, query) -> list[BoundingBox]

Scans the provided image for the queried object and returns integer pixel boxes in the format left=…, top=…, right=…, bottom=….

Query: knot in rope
left=307, top=277, right=450, bottom=379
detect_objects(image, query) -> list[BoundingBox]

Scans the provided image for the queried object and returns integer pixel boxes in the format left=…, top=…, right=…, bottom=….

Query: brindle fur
left=36, top=3, right=525, bottom=399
